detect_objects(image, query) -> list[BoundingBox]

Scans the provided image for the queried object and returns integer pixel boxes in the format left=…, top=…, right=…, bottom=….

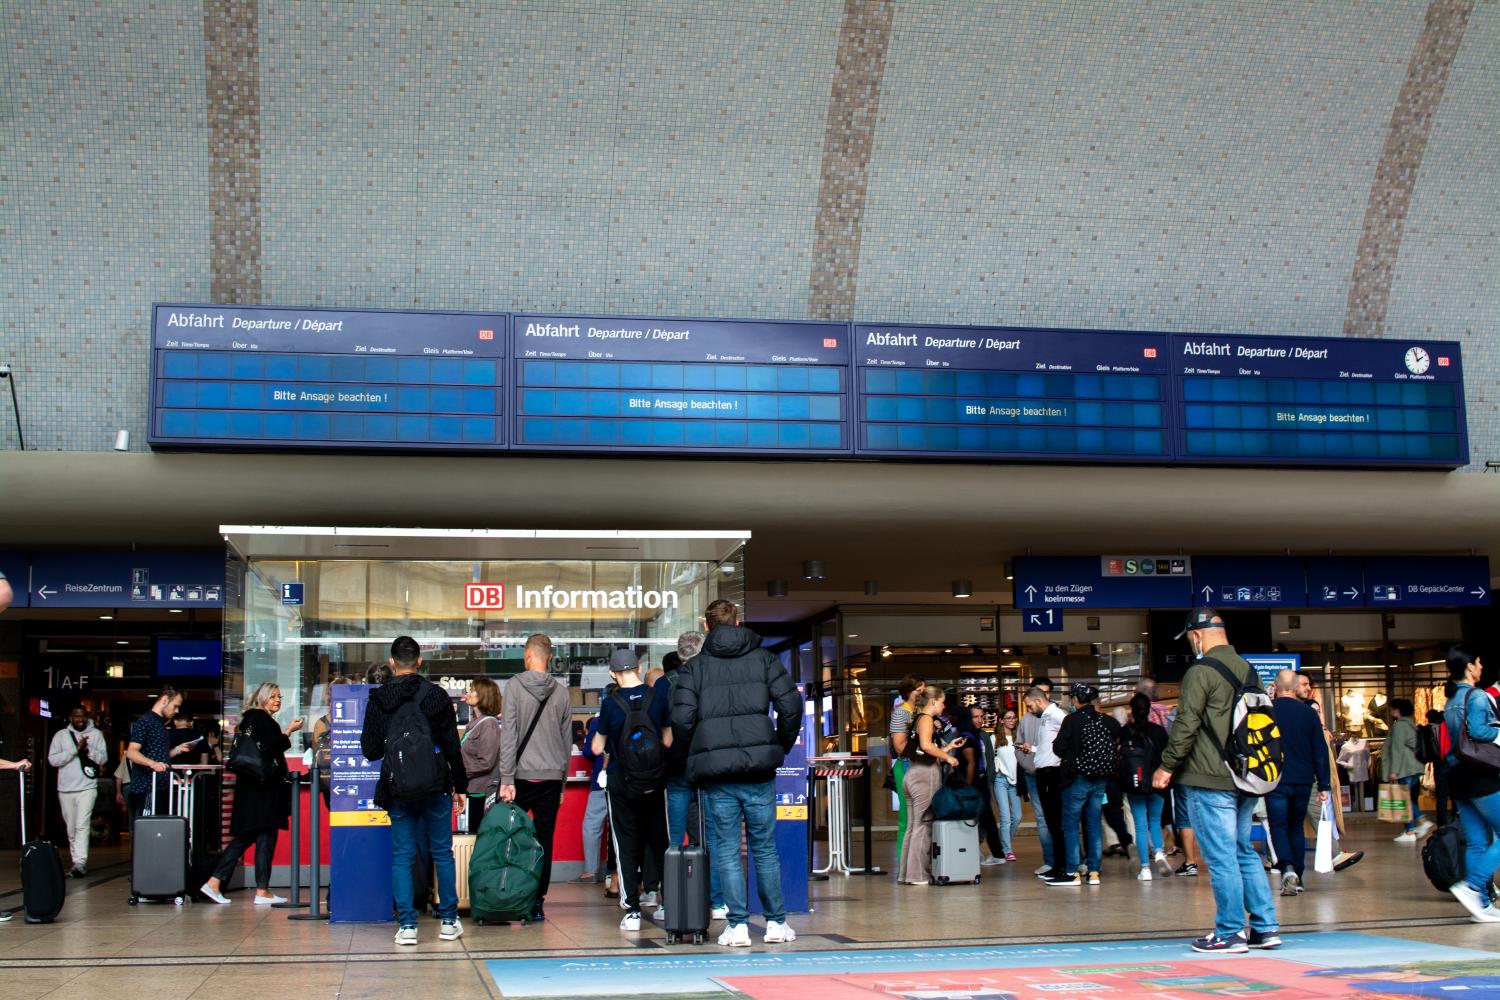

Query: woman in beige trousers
left=898, top=685, right=964, bottom=884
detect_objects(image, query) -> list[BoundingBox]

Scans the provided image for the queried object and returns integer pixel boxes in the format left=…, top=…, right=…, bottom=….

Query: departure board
left=150, top=304, right=507, bottom=450
left=1170, top=334, right=1467, bottom=467
left=853, top=324, right=1171, bottom=460
left=511, top=314, right=850, bottom=455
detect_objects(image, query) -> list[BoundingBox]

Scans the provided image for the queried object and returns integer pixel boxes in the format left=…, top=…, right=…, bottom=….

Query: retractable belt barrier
left=808, top=755, right=870, bottom=876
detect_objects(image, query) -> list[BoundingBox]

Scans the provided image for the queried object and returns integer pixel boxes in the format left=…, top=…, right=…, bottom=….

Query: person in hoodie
left=670, top=599, right=803, bottom=948
left=48, top=705, right=107, bottom=877
left=359, top=636, right=467, bottom=946
left=496, top=632, right=572, bottom=922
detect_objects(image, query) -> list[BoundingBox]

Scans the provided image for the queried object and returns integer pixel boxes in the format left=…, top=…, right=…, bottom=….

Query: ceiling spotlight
left=168, top=608, right=184, bottom=614
left=880, top=646, right=893, bottom=659
left=767, top=579, right=788, bottom=598
left=1004, top=560, right=1013, bottom=581
left=801, top=560, right=826, bottom=581
left=863, top=580, right=879, bottom=596
left=952, top=580, right=973, bottom=598
left=116, top=640, right=129, bottom=645
left=98, top=615, right=113, bottom=621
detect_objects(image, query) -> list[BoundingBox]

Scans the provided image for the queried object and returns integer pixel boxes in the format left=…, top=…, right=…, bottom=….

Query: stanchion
left=807, top=757, right=828, bottom=882
left=858, top=756, right=884, bottom=875
left=289, top=763, right=329, bottom=921
left=809, top=755, right=868, bottom=876
left=273, top=771, right=308, bottom=909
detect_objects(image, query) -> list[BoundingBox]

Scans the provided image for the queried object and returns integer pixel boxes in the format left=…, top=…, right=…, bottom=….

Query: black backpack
left=1416, top=724, right=1440, bottom=765
left=1075, top=710, right=1118, bottom=779
left=1422, top=822, right=1466, bottom=892
left=384, top=685, right=447, bottom=803
left=612, top=686, right=666, bottom=794
left=1118, top=725, right=1154, bottom=792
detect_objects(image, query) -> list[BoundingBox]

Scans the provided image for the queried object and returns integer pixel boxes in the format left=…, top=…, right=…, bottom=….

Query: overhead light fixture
left=1001, top=647, right=1011, bottom=654
left=1004, top=560, right=1013, bottom=581
left=98, top=615, right=113, bottom=621
left=767, top=579, right=788, bottom=598
left=168, top=608, right=184, bottom=614
left=720, top=564, right=736, bottom=575
left=952, top=580, right=972, bottom=598
left=944, top=648, right=954, bottom=654
left=116, top=640, right=128, bottom=645
left=881, top=647, right=893, bottom=659
left=847, top=633, right=859, bottom=639
left=801, top=560, right=826, bottom=581
left=863, top=580, right=879, bottom=596
left=960, top=664, right=998, bottom=672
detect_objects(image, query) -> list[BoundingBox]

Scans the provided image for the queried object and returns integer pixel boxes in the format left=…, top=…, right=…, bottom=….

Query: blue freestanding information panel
left=1170, top=333, right=1467, bottom=467
left=329, top=684, right=393, bottom=922
left=150, top=304, right=507, bottom=450
left=511, top=314, right=851, bottom=455
left=853, top=323, right=1172, bottom=460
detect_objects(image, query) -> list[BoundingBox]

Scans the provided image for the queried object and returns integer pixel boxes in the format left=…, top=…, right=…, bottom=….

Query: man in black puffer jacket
left=671, top=600, right=803, bottom=948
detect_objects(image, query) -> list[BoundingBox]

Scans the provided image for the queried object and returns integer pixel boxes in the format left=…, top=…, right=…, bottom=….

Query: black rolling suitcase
left=662, top=790, right=711, bottom=944
left=130, top=770, right=189, bottom=906
left=17, top=769, right=66, bottom=924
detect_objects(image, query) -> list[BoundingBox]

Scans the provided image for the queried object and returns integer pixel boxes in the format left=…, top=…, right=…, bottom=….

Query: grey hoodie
left=498, top=671, right=571, bottom=783
left=48, top=721, right=107, bottom=794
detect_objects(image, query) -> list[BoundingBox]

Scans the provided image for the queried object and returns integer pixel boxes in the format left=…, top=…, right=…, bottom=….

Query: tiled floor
left=0, top=816, right=1490, bottom=998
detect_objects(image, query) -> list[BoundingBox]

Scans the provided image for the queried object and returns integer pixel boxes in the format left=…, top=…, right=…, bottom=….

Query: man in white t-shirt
left=1021, top=686, right=1068, bottom=881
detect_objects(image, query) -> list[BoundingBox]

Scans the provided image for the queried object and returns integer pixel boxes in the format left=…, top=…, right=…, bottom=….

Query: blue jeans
left=1023, top=771, right=1054, bottom=867
left=1127, top=791, right=1164, bottom=867
left=1183, top=786, right=1278, bottom=938
left=994, top=777, right=1022, bottom=855
left=668, top=773, right=724, bottom=907
left=389, top=791, right=459, bottom=927
left=1062, top=776, right=1105, bottom=874
left=1264, top=782, right=1311, bottom=877
left=1397, top=774, right=1424, bottom=832
left=706, top=780, right=782, bottom=926
left=1457, top=790, right=1500, bottom=904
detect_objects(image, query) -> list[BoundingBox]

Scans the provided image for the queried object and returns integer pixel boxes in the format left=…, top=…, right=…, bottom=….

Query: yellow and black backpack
left=1199, top=657, right=1283, bottom=795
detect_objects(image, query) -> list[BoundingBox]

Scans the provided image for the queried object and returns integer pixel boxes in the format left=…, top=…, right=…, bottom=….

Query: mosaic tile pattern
left=203, top=0, right=263, bottom=304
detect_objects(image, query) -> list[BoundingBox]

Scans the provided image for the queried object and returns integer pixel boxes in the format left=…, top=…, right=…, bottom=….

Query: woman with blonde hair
left=897, top=685, right=964, bottom=885
left=461, top=677, right=503, bottom=832
left=200, top=682, right=301, bottom=905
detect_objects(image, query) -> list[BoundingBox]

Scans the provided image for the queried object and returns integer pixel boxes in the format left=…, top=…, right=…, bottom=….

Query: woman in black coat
left=200, top=683, right=301, bottom=904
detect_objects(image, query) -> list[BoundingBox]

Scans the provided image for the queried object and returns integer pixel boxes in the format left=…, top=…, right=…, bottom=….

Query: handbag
left=1313, top=797, right=1336, bottom=873
left=1455, top=689, right=1500, bottom=771
left=227, top=722, right=269, bottom=783
left=929, top=764, right=982, bottom=821
left=1377, top=781, right=1413, bottom=823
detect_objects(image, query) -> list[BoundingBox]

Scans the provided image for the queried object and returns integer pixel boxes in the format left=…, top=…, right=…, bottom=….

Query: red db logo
left=1438, top=356, right=1450, bottom=367
left=478, top=329, right=495, bottom=341
left=464, top=584, right=505, bottom=610
left=823, top=338, right=838, bottom=349
left=1143, top=347, right=1158, bottom=358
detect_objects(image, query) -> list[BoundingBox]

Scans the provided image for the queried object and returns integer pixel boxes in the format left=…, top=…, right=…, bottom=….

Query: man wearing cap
left=1153, top=608, right=1280, bottom=954
left=1045, top=683, right=1121, bottom=887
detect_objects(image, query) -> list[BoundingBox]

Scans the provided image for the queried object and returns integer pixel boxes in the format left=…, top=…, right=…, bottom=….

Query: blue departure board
left=150, top=304, right=507, bottom=450
left=1170, top=334, right=1467, bottom=467
left=511, top=314, right=850, bottom=454
left=853, top=324, right=1171, bottom=460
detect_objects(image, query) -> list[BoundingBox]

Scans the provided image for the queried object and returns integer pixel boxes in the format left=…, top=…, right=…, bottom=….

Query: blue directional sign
left=150, top=303, right=507, bottom=451
left=29, top=551, right=223, bottom=608
left=1191, top=556, right=1307, bottom=608
left=1013, top=556, right=1194, bottom=609
left=1245, top=654, right=1301, bottom=688
left=0, top=552, right=29, bottom=609
left=512, top=314, right=850, bottom=455
left=1363, top=556, right=1490, bottom=607
left=280, top=582, right=305, bottom=606
left=1306, top=557, right=1367, bottom=608
left=854, top=324, right=1171, bottom=460
left=1021, top=608, right=1064, bottom=632
left=1170, top=333, right=1467, bottom=467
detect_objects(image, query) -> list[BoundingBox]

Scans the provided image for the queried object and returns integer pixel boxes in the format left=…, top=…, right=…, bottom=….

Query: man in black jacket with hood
left=672, top=599, right=803, bottom=948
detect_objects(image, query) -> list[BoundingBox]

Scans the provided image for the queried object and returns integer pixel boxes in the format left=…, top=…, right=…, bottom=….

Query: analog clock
left=1404, top=346, right=1430, bottom=375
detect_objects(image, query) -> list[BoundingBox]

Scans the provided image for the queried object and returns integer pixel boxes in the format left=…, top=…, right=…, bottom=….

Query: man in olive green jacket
left=1384, top=699, right=1430, bottom=842
left=1152, top=608, right=1279, bottom=955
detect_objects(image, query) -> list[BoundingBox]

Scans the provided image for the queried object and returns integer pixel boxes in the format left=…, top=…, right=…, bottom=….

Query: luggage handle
left=17, top=768, right=25, bottom=844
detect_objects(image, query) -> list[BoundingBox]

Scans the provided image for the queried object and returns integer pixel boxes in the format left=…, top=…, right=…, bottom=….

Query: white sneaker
left=1153, top=850, right=1173, bottom=876
left=1476, top=904, right=1500, bottom=924
left=254, top=893, right=287, bottom=905
left=439, top=918, right=463, bottom=940
left=1137, top=866, right=1153, bottom=881
left=1414, top=819, right=1436, bottom=838
left=394, top=926, right=418, bottom=946
left=981, top=855, right=1006, bottom=866
left=650, top=906, right=665, bottom=922
left=710, top=905, right=729, bottom=921
left=620, top=911, right=642, bottom=931
left=1393, top=831, right=1418, bottom=843
left=717, top=922, right=752, bottom=947
left=764, top=919, right=796, bottom=944
left=199, top=883, right=231, bottom=905
left=1450, top=882, right=1492, bottom=921
left=1034, top=864, right=1052, bottom=876
left=639, top=890, right=658, bottom=907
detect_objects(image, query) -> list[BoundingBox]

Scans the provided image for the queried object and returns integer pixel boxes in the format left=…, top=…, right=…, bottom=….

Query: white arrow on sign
left=1028, top=614, right=1042, bottom=626
left=1024, top=585, right=1038, bottom=599
left=1201, top=585, right=1213, bottom=600
left=1474, top=587, right=1488, bottom=600
left=36, top=584, right=55, bottom=600
left=1344, top=588, right=1360, bottom=600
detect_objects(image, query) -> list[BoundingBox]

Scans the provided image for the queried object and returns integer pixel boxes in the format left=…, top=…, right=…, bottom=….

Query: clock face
left=1405, top=346, right=1431, bottom=374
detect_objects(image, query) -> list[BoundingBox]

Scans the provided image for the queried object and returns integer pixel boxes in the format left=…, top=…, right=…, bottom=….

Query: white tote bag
left=1313, top=797, right=1338, bottom=873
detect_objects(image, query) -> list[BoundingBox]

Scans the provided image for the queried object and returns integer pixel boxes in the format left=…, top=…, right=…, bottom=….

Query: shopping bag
left=1313, top=799, right=1336, bottom=873
left=1377, top=782, right=1413, bottom=823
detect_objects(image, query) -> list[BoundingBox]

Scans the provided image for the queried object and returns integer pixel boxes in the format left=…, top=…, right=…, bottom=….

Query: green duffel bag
left=468, top=801, right=545, bottom=924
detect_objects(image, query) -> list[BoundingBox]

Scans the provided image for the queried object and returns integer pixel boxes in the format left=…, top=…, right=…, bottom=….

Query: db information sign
left=464, top=583, right=505, bottom=610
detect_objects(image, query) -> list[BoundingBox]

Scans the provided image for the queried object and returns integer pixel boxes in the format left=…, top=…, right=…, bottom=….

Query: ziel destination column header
left=1171, top=334, right=1467, bottom=467
left=512, top=315, right=851, bottom=455
left=150, top=304, right=507, bottom=450
left=854, top=324, right=1171, bottom=460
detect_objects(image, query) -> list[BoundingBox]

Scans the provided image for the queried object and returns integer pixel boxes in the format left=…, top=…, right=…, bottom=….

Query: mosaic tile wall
left=1, top=0, right=1495, bottom=465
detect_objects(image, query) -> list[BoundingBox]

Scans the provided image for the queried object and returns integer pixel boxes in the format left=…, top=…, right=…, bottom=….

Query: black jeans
left=513, top=779, right=563, bottom=901
left=975, top=779, right=1004, bottom=856
left=607, top=783, right=667, bottom=911
left=1034, top=766, right=1065, bottom=871
left=466, top=796, right=487, bottom=836
left=1434, top=765, right=1453, bottom=826
left=211, top=829, right=277, bottom=889
left=1102, top=780, right=1133, bottom=848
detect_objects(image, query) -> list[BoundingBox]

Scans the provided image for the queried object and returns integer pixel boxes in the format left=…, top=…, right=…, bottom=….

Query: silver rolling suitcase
left=130, top=770, right=189, bottom=906
left=931, top=819, right=982, bottom=884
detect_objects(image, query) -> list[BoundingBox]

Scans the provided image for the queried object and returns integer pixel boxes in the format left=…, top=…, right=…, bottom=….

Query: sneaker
left=1333, top=850, right=1365, bottom=872
left=620, top=911, right=642, bottom=932
left=717, top=922, right=752, bottom=947
left=1104, top=843, right=1128, bottom=858
left=1176, top=863, right=1199, bottom=877
left=1037, top=868, right=1066, bottom=881
left=1450, top=883, right=1494, bottom=922
left=0, top=912, right=12, bottom=922
left=1045, top=872, right=1082, bottom=887
left=764, top=919, right=797, bottom=944
left=650, top=906, right=665, bottom=923
left=1137, top=866, right=1153, bottom=881
left=1475, top=904, right=1500, bottom=924
left=710, top=905, right=729, bottom=921
left=254, top=894, right=287, bottom=905
left=1280, top=872, right=1301, bottom=897
left=530, top=901, right=546, bottom=922
left=1248, top=930, right=1283, bottom=949
left=199, top=883, right=231, bottom=905
left=1191, top=931, right=1248, bottom=954
left=439, top=918, right=464, bottom=941
left=1153, top=850, right=1174, bottom=876
left=1414, top=819, right=1436, bottom=838
left=1087, top=871, right=1101, bottom=886
left=639, top=890, right=658, bottom=908
left=394, top=926, right=418, bottom=946
left=68, top=867, right=87, bottom=879
left=1393, top=831, right=1418, bottom=843
left=1034, top=864, right=1053, bottom=876
left=982, top=855, right=1006, bottom=866
left=1004, top=853, right=1017, bottom=863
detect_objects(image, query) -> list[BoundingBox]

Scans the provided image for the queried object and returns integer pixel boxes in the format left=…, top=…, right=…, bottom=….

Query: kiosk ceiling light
left=863, top=580, right=879, bottom=596
left=801, top=560, right=826, bottom=580
left=952, top=580, right=973, bottom=598
left=767, top=579, right=788, bottom=598
left=168, top=608, right=184, bottom=613
left=98, top=615, right=113, bottom=620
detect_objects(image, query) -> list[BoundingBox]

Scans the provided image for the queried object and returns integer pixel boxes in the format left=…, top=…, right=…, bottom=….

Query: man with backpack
left=593, top=648, right=672, bottom=931
left=1267, top=669, right=1329, bottom=897
left=361, top=636, right=467, bottom=946
left=1045, top=683, right=1120, bottom=887
left=671, top=599, right=803, bottom=948
left=1152, top=608, right=1281, bottom=954
left=497, top=632, right=573, bottom=923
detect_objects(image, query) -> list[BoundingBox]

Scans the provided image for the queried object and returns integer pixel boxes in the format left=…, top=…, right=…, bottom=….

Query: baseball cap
left=608, top=648, right=640, bottom=672
left=1174, top=607, right=1224, bottom=640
